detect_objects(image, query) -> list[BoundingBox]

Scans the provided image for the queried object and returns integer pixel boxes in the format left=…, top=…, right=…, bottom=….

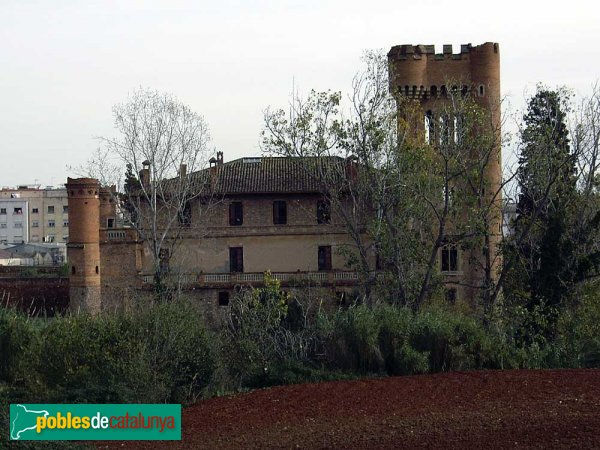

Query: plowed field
left=100, top=369, right=600, bottom=449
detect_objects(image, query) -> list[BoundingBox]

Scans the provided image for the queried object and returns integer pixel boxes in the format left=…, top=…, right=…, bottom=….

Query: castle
left=66, top=42, right=502, bottom=314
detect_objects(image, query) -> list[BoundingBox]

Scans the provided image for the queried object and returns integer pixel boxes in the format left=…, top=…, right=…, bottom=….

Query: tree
left=100, top=88, right=215, bottom=298
left=505, top=85, right=600, bottom=340
left=262, top=52, right=505, bottom=309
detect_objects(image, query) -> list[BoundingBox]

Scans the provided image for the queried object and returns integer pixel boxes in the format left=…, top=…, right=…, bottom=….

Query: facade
left=0, top=186, right=69, bottom=243
left=0, top=198, right=29, bottom=245
left=387, top=42, right=502, bottom=301
left=67, top=41, right=502, bottom=314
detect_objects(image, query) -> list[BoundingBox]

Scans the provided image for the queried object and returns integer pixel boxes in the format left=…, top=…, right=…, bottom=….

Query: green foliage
left=0, top=300, right=216, bottom=406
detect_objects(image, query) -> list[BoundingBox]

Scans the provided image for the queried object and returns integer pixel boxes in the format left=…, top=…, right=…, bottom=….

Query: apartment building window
left=218, top=292, right=230, bottom=306
left=48, top=220, right=55, bottom=228
left=107, top=218, right=114, bottom=228
left=273, top=201, right=287, bottom=225
left=14, top=223, right=22, bottom=228
left=46, top=235, right=55, bottom=243
left=63, top=205, right=69, bottom=213
left=229, top=202, right=243, bottom=226
left=32, top=221, right=39, bottom=228
left=0, top=223, right=6, bottom=229
left=318, top=245, right=332, bottom=271
left=32, top=208, right=39, bottom=214
left=47, top=206, right=55, bottom=214
left=13, top=207, right=22, bottom=215
left=63, top=221, right=69, bottom=228
left=229, top=247, right=244, bottom=273
left=0, top=208, right=6, bottom=215
left=441, top=245, right=458, bottom=272
left=317, top=199, right=331, bottom=224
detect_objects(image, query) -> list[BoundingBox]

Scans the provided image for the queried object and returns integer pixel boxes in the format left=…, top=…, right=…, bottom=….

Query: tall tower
left=66, top=178, right=101, bottom=314
left=388, top=42, right=502, bottom=301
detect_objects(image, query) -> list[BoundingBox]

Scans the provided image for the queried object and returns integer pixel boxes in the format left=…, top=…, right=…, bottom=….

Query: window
left=318, top=245, right=332, bottom=271
left=14, top=223, right=22, bottom=228
left=178, top=202, right=192, bottom=227
left=441, top=245, right=458, bottom=272
left=71, top=266, right=76, bottom=275
left=63, top=205, right=68, bottom=213
left=229, top=202, right=243, bottom=226
left=47, top=206, right=55, bottom=214
left=317, top=200, right=331, bottom=224
left=479, top=85, right=485, bottom=97
left=273, top=201, right=287, bottom=224
left=32, top=221, right=39, bottom=228
left=159, top=248, right=170, bottom=273
left=445, top=288, right=457, bottom=304
left=218, top=292, right=230, bottom=306
left=425, top=110, right=435, bottom=144
left=63, top=221, right=69, bottom=228
left=13, top=207, right=22, bottom=215
left=46, top=235, right=55, bottom=243
left=48, top=220, right=55, bottom=228
left=107, top=218, right=114, bottom=228
left=0, top=223, right=6, bottom=229
left=229, top=247, right=244, bottom=273
left=32, top=208, right=39, bottom=214
left=0, top=208, right=5, bottom=214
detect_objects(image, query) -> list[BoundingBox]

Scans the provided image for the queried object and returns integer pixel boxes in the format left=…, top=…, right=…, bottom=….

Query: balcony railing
left=139, top=271, right=379, bottom=287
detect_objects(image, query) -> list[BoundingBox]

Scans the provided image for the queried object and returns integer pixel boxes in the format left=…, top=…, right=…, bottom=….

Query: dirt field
left=101, top=369, right=600, bottom=449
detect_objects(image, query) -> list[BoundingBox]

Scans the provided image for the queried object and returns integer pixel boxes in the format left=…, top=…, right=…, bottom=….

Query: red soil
left=99, top=369, right=600, bottom=449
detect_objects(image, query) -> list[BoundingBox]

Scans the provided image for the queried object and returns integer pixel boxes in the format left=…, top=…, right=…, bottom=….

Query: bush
left=1, top=300, right=216, bottom=406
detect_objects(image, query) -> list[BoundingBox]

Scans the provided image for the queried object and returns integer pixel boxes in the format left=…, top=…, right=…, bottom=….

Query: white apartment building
left=0, top=197, right=29, bottom=244
left=0, top=185, right=69, bottom=243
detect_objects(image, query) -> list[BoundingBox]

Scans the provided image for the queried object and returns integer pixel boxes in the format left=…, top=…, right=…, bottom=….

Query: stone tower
left=66, top=177, right=101, bottom=314
left=387, top=42, right=502, bottom=301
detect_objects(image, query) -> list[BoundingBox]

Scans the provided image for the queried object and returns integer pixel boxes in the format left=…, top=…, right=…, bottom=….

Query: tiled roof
left=190, top=156, right=347, bottom=195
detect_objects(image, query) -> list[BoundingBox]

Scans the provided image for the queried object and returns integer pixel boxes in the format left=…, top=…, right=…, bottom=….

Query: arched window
left=430, top=85, right=438, bottom=97
left=71, top=266, right=76, bottom=275
left=440, top=85, right=447, bottom=97
left=425, top=110, right=435, bottom=144
left=439, top=114, right=450, bottom=146
left=479, top=84, right=485, bottom=97
left=412, top=85, right=417, bottom=96
left=404, top=85, right=410, bottom=96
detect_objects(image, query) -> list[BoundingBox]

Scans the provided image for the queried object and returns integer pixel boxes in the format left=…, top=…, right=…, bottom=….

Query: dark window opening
left=230, top=247, right=244, bottom=273
left=107, top=218, right=115, bottom=228
left=95, top=266, right=99, bottom=274
left=441, top=245, right=458, bottom=272
left=317, top=200, right=331, bottom=224
left=440, top=85, right=447, bottom=97
left=13, top=207, right=22, bottom=215
left=479, top=85, right=485, bottom=97
left=273, top=201, right=287, bottom=225
left=446, top=288, right=457, bottom=304
left=71, top=266, right=76, bottom=275
left=229, top=202, right=243, bottom=226
left=63, top=205, right=69, bottom=213
left=430, top=85, right=438, bottom=97
left=218, top=291, right=230, bottom=306
left=318, top=245, right=332, bottom=271
left=47, top=206, right=54, bottom=214
left=178, top=202, right=192, bottom=227
left=461, top=85, right=469, bottom=97
left=32, top=208, right=38, bottom=214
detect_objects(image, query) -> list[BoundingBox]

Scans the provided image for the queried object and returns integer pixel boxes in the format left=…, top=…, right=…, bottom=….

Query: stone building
left=67, top=41, right=502, bottom=314
left=387, top=41, right=502, bottom=302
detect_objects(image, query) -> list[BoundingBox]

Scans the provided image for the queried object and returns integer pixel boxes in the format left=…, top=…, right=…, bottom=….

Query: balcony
left=139, top=270, right=379, bottom=288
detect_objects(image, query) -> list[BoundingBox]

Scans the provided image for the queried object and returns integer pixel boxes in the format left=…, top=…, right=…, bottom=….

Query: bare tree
left=99, top=88, right=215, bottom=298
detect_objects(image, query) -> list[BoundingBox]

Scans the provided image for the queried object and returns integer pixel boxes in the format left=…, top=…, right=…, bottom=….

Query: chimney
left=345, top=156, right=358, bottom=182
left=140, top=160, right=151, bottom=188
left=216, top=151, right=224, bottom=165
left=179, top=163, right=187, bottom=178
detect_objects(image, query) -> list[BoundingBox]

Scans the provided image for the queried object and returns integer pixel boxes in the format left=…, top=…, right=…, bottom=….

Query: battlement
left=388, top=42, right=498, bottom=61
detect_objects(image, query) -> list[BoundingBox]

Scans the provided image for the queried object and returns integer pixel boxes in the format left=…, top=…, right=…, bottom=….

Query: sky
left=1, top=0, right=598, bottom=188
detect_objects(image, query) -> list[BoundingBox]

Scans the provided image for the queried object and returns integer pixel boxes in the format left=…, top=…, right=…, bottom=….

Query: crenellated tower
left=66, top=177, right=101, bottom=314
left=388, top=42, right=502, bottom=301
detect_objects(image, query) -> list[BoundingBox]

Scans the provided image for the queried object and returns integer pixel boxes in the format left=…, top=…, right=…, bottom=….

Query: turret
left=66, top=177, right=101, bottom=314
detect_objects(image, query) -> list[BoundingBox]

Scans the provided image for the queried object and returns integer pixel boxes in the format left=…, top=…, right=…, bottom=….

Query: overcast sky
left=1, top=0, right=598, bottom=188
